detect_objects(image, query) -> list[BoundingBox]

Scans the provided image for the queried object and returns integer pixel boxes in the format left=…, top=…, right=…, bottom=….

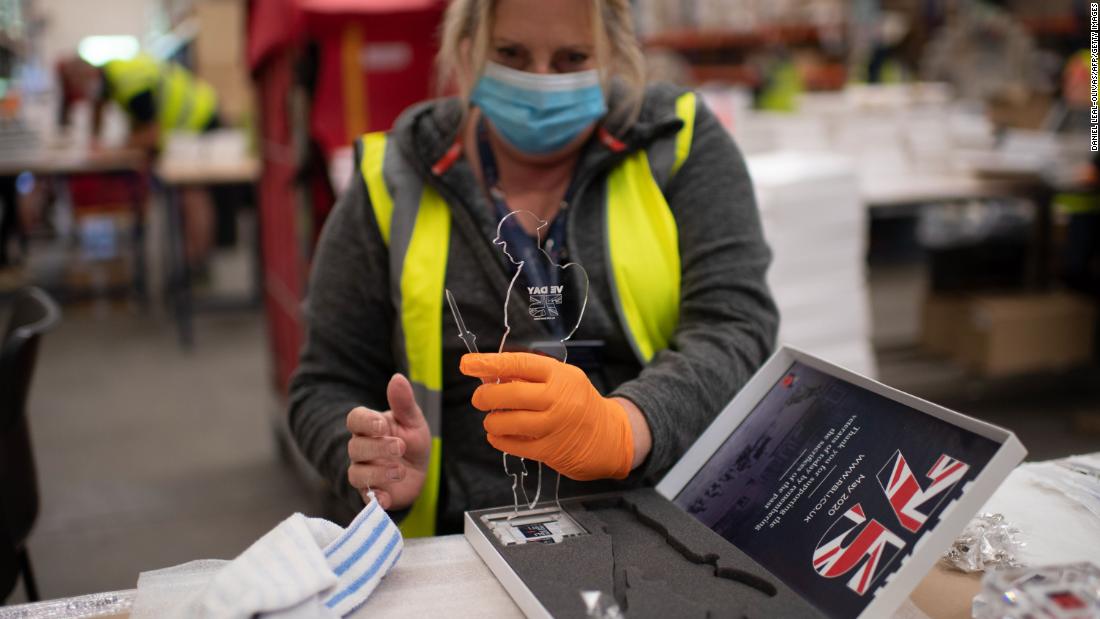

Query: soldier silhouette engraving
left=492, top=209, right=589, bottom=361
left=491, top=209, right=590, bottom=512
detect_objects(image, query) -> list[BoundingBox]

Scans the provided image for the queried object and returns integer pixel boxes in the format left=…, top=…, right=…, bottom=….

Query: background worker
left=58, top=53, right=221, bottom=268
left=289, top=0, right=779, bottom=536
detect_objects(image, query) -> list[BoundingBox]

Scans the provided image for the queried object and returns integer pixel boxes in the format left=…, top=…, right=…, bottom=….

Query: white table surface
left=6, top=454, right=1096, bottom=619
left=0, top=147, right=144, bottom=176
left=154, top=157, right=260, bottom=186
left=859, top=170, right=1041, bottom=208
left=350, top=535, right=522, bottom=618
left=0, top=532, right=932, bottom=619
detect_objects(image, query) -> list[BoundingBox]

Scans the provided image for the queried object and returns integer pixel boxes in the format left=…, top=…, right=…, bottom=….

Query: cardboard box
left=194, top=0, right=254, bottom=124
left=958, top=292, right=1097, bottom=377
left=197, top=64, right=255, bottom=124
left=921, top=294, right=971, bottom=357
left=910, top=567, right=982, bottom=619
left=985, top=93, right=1053, bottom=131
left=922, top=292, right=1097, bottom=376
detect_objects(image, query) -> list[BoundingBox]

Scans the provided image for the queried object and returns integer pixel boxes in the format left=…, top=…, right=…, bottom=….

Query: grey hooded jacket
left=288, top=83, right=779, bottom=533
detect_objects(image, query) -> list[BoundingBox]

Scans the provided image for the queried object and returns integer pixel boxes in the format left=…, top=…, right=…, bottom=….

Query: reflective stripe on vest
left=360, top=136, right=449, bottom=538
left=103, top=55, right=217, bottom=133
left=607, top=91, right=695, bottom=362
left=358, top=90, right=696, bottom=535
left=672, top=92, right=696, bottom=176
left=159, top=64, right=217, bottom=131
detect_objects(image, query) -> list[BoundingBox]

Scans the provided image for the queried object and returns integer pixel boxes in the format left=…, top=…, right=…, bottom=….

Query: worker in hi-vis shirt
left=58, top=53, right=221, bottom=268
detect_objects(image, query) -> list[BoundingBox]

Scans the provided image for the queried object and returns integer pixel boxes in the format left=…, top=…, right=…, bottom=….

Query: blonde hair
left=436, top=0, right=647, bottom=127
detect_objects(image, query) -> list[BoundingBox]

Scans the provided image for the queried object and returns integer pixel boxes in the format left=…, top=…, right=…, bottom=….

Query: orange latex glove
left=460, top=352, right=634, bottom=481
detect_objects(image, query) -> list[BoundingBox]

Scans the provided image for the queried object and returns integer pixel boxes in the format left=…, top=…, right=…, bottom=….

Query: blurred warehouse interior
left=0, top=0, right=1098, bottom=605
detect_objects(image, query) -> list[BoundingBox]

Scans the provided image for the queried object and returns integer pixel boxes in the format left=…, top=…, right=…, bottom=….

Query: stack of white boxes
left=746, top=151, right=878, bottom=377
left=698, top=83, right=1032, bottom=378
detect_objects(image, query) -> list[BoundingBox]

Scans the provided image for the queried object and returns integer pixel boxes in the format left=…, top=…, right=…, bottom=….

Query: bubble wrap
left=0, top=590, right=135, bottom=618
left=941, top=512, right=1024, bottom=573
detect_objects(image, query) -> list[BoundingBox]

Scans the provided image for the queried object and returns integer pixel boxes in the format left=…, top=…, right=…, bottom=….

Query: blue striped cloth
left=321, top=494, right=404, bottom=616
left=188, top=493, right=403, bottom=618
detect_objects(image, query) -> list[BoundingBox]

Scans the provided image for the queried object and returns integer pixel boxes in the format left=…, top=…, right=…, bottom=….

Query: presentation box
left=465, top=346, right=1026, bottom=618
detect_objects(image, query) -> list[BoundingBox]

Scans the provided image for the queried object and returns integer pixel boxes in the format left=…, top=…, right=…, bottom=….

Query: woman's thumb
left=387, top=373, right=424, bottom=429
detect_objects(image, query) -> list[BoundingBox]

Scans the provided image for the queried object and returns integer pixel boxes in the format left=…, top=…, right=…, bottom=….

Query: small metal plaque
left=481, top=505, right=588, bottom=546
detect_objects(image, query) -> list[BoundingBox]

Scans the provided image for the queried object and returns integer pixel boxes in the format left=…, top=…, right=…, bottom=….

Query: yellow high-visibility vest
left=361, top=92, right=698, bottom=537
left=102, top=54, right=217, bottom=133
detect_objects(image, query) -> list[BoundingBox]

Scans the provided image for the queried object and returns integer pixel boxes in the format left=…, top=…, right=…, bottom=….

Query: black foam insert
left=468, top=488, right=825, bottom=618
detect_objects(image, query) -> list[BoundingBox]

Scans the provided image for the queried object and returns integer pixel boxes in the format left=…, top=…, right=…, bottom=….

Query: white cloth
left=980, top=457, right=1100, bottom=567
left=132, top=496, right=402, bottom=618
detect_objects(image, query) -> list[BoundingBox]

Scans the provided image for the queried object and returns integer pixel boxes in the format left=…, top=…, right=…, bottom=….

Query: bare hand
left=346, top=374, right=431, bottom=510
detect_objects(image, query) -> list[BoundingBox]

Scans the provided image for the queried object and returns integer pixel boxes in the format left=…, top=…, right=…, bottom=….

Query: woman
left=289, top=0, right=778, bottom=536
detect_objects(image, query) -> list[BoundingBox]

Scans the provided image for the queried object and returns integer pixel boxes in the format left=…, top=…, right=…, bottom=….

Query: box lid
left=657, top=346, right=1025, bottom=618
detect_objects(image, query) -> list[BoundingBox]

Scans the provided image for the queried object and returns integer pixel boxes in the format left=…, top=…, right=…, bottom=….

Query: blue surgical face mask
left=470, top=61, right=607, bottom=155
